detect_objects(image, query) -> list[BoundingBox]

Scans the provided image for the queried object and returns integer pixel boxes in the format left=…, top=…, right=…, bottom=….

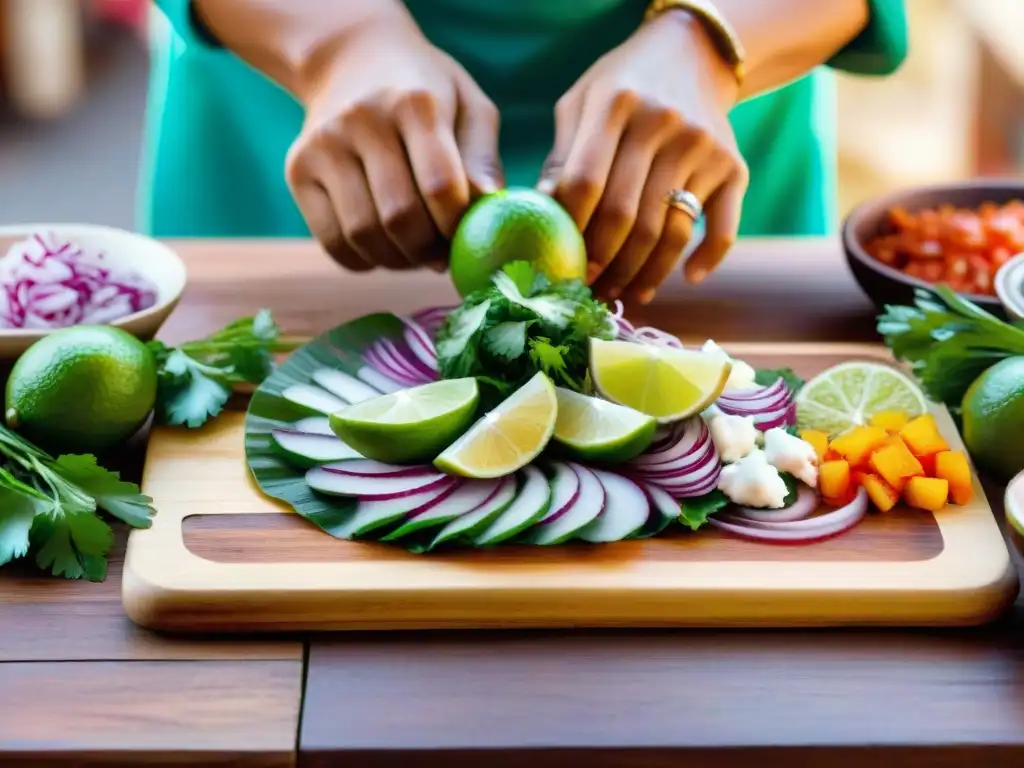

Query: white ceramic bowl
left=995, top=252, right=1024, bottom=322
left=0, top=223, right=187, bottom=359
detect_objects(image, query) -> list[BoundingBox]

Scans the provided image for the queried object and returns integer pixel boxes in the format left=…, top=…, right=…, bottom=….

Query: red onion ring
left=708, top=487, right=868, bottom=543
left=632, top=417, right=709, bottom=466
left=401, top=318, right=439, bottom=372
left=730, top=484, right=819, bottom=523
left=718, top=377, right=788, bottom=404
left=363, top=344, right=421, bottom=387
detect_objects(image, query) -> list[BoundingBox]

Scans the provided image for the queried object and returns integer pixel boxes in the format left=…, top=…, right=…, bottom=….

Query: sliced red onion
left=718, top=385, right=791, bottom=413
left=375, top=338, right=425, bottom=381
left=317, top=459, right=438, bottom=478
left=401, top=318, right=439, bottom=373
left=0, top=231, right=157, bottom=329
left=632, top=326, right=686, bottom=349
left=363, top=344, right=422, bottom=388
left=632, top=417, right=709, bottom=466
left=718, top=377, right=789, bottom=404
left=717, top=398, right=796, bottom=431
left=730, top=484, right=818, bottom=523
left=410, top=305, right=455, bottom=336
left=708, top=487, right=867, bottom=543
left=633, top=436, right=716, bottom=479
left=647, top=465, right=722, bottom=499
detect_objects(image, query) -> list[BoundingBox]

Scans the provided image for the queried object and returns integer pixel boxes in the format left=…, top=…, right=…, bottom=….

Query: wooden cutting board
left=122, top=342, right=1018, bottom=632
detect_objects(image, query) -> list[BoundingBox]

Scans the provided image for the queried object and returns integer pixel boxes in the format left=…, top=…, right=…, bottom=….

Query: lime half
left=553, top=387, right=656, bottom=462
left=434, top=371, right=557, bottom=478
left=328, top=377, right=478, bottom=463
left=589, top=338, right=732, bottom=423
left=796, top=361, right=927, bottom=436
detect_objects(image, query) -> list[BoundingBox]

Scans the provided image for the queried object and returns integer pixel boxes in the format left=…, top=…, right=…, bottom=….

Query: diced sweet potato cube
left=869, top=409, right=910, bottom=433
left=868, top=438, right=924, bottom=491
left=898, top=414, right=950, bottom=458
left=903, top=476, right=949, bottom=512
left=862, top=473, right=900, bottom=513
left=819, top=459, right=851, bottom=501
left=934, top=450, right=973, bottom=505
left=828, top=426, right=889, bottom=468
left=799, top=429, right=830, bottom=462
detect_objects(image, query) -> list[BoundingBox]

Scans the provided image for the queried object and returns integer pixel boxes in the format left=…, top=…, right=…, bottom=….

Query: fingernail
left=689, top=268, right=708, bottom=285
left=537, top=179, right=556, bottom=196
left=638, top=289, right=656, bottom=305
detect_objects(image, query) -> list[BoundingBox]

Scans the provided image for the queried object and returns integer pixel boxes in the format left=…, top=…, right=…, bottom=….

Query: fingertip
left=536, top=178, right=557, bottom=196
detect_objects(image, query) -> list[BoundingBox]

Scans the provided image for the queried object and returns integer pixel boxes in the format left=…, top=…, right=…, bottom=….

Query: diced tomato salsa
left=862, top=199, right=1024, bottom=296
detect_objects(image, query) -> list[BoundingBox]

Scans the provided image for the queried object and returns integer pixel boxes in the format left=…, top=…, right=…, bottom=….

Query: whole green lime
left=6, top=325, right=158, bottom=454
left=449, top=187, right=587, bottom=297
left=961, top=356, right=1024, bottom=481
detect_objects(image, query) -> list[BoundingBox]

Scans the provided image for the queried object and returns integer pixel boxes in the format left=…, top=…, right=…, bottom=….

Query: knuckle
left=380, top=204, right=432, bottom=250
left=345, top=217, right=383, bottom=253
left=641, top=101, right=685, bottom=132
left=421, top=174, right=462, bottom=208
left=283, top=141, right=309, bottom=188
left=336, top=101, right=383, bottom=133
left=632, top=222, right=661, bottom=252
left=609, top=88, right=641, bottom=116
left=395, top=88, right=439, bottom=125
left=596, top=201, right=635, bottom=234
left=561, top=174, right=602, bottom=205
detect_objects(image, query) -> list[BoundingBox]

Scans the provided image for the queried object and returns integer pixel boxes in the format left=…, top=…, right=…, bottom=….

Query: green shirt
left=142, top=0, right=906, bottom=239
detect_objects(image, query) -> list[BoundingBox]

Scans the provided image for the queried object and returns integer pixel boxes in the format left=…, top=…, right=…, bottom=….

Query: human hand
left=285, top=19, right=502, bottom=272
left=538, top=11, right=747, bottom=303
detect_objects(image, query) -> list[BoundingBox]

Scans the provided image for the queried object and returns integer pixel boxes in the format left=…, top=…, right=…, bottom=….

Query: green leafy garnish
left=0, top=426, right=155, bottom=581
left=877, top=285, right=1024, bottom=410
left=780, top=471, right=799, bottom=507
left=755, top=367, right=804, bottom=394
left=679, top=490, right=730, bottom=531
left=435, top=262, right=615, bottom=402
left=148, top=310, right=302, bottom=428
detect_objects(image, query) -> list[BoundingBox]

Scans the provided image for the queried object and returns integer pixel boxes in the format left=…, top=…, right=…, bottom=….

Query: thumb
left=455, top=78, right=504, bottom=196
left=536, top=93, right=581, bottom=196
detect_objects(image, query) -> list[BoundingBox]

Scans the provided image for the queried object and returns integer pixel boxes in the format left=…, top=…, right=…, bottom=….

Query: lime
left=434, top=371, right=557, bottom=478
left=6, top=325, right=157, bottom=454
left=962, top=357, right=1024, bottom=482
left=328, top=377, right=479, bottom=464
left=449, top=187, right=587, bottom=297
left=589, top=338, right=732, bottom=423
left=552, top=387, right=656, bottom=462
left=795, top=361, right=927, bottom=436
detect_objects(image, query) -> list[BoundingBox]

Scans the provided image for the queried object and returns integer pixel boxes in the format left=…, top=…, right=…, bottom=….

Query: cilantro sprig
left=435, top=262, right=615, bottom=402
left=148, top=310, right=302, bottom=428
left=877, top=285, right=1024, bottom=411
left=0, top=426, right=154, bottom=581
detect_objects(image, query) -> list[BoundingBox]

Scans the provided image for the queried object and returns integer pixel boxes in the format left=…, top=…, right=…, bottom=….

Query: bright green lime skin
left=6, top=325, right=158, bottom=454
left=449, top=187, right=587, bottom=297
left=961, top=357, right=1024, bottom=482
left=553, top=419, right=657, bottom=464
left=328, top=393, right=479, bottom=464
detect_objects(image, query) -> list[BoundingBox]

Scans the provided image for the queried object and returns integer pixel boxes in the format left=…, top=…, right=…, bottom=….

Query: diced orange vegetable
left=868, top=437, right=924, bottom=492
left=862, top=473, right=900, bottom=513
left=934, top=450, right=973, bottom=505
left=819, top=459, right=851, bottom=501
left=898, top=414, right=950, bottom=458
left=799, top=429, right=830, bottom=462
left=869, top=410, right=910, bottom=433
left=903, top=476, right=949, bottom=512
left=917, top=453, right=937, bottom=476
left=823, top=448, right=842, bottom=462
left=828, top=426, right=889, bottom=468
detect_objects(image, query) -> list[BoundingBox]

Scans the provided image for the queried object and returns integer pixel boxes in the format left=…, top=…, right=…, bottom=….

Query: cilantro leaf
left=780, top=472, right=799, bottom=507
left=679, top=490, right=730, bottom=530
left=0, top=486, right=39, bottom=566
left=51, top=455, right=156, bottom=528
left=501, top=261, right=538, bottom=295
left=483, top=321, right=529, bottom=361
left=155, top=350, right=232, bottom=428
left=30, top=510, right=113, bottom=582
left=492, top=271, right=577, bottom=327
left=877, top=285, right=1024, bottom=408
left=755, top=367, right=805, bottom=393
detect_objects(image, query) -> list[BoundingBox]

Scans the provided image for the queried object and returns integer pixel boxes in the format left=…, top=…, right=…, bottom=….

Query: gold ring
left=667, top=189, right=703, bottom=220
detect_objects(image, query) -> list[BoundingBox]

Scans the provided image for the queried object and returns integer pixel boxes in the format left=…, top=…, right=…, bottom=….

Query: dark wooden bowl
left=841, top=179, right=1024, bottom=318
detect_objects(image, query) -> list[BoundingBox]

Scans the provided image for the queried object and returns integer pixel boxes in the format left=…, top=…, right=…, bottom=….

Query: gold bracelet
left=644, top=0, right=747, bottom=87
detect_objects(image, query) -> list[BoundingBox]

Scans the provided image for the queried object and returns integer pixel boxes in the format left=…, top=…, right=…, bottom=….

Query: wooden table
left=2, top=238, right=1022, bottom=767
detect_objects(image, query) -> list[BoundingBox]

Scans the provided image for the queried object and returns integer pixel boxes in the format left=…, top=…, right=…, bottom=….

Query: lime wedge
left=796, top=361, right=927, bottom=436
left=434, top=371, right=557, bottom=478
left=552, top=387, right=657, bottom=462
left=589, top=338, right=732, bottom=423
left=328, top=378, right=479, bottom=464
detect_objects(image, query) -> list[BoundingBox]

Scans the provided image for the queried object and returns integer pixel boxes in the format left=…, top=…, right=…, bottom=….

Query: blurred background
left=0, top=0, right=1021, bottom=230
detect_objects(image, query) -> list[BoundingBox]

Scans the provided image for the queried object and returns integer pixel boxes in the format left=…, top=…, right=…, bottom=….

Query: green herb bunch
left=435, top=262, right=616, bottom=403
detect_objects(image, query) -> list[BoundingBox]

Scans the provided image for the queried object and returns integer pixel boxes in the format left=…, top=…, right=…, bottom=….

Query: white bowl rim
left=994, top=251, right=1024, bottom=320
left=0, top=222, right=188, bottom=336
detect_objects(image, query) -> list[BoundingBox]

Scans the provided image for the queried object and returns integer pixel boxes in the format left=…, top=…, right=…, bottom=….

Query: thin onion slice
left=709, top=487, right=868, bottom=543
left=401, top=318, right=439, bottom=372
left=730, top=484, right=819, bottom=523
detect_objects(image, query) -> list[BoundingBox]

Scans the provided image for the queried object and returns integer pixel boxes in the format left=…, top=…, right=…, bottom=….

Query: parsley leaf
left=0, top=484, right=40, bottom=566
left=755, top=367, right=805, bottom=393
left=52, top=455, right=156, bottom=528
left=877, top=285, right=1024, bottom=409
left=31, top=510, right=113, bottom=581
left=679, top=490, right=730, bottom=530
left=435, top=262, right=614, bottom=400
left=780, top=472, right=799, bottom=507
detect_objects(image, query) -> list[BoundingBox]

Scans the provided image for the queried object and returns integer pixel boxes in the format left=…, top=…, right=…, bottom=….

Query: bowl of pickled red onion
left=0, top=224, right=187, bottom=358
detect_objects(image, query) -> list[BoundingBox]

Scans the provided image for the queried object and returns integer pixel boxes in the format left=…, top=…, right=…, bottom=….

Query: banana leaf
left=244, top=312, right=406, bottom=536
